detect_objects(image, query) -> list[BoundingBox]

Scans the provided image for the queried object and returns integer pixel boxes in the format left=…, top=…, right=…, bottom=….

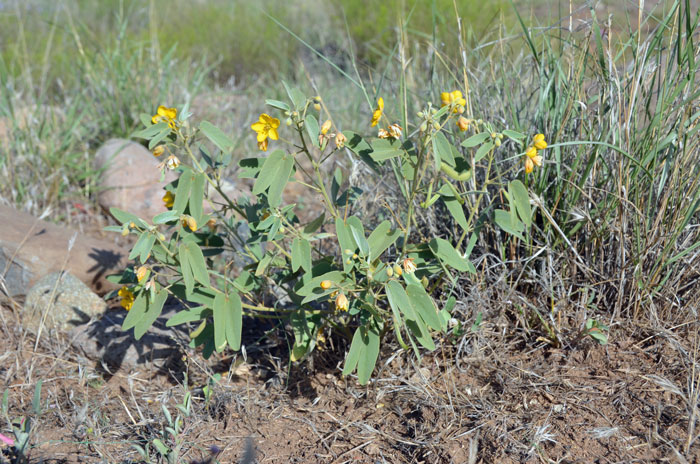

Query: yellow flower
left=181, top=215, right=197, bottom=231
left=532, top=154, right=543, bottom=167
left=321, top=119, right=332, bottom=135
left=335, top=293, right=349, bottom=311
left=457, top=116, right=470, bottom=132
left=441, top=90, right=466, bottom=113
left=335, top=132, right=347, bottom=148
left=251, top=113, right=280, bottom=143
left=524, top=156, right=534, bottom=174
left=525, top=146, right=538, bottom=159
left=371, top=97, right=384, bottom=127
left=162, top=191, right=174, bottom=208
left=207, top=218, right=217, bottom=232
left=533, top=133, right=547, bottom=150
left=320, top=280, right=332, bottom=290
left=151, top=105, right=177, bottom=129
left=257, top=138, right=268, bottom=152
left=387, top=123, right=402, bottom=139
left=152, top=145, right=165, bottom=157
left=402, top=257, right=417, bottom=274
left=136, top=266, right=148, bottom=282
left=118, top=286, right=134, bottom=311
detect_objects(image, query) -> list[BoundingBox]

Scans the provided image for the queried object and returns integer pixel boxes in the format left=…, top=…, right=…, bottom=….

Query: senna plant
left=107, top=83, right=548, bottom=384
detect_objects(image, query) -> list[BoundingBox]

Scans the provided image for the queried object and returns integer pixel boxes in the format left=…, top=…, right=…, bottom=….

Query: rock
left=23, top=272, right=107, bottom=332
left=69, top=303, right=188, bottom=370
left=95, top=138, right=176, bottom=220
left=0, top=204, right=127, bottom=297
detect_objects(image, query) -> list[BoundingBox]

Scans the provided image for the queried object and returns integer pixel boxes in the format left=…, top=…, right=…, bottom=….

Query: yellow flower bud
left=393, top=264, right=403, bottom=277
left=421, top=276, right=429, bottom=288
left=335, top=132, right=347, bottom=148
left=524, top=156, right=534, bottom=174
left=321, top=119, right=332, bottom=135
left=314, top=103, right=321, bottom=111
left=258, top=138, right=269, bottom=151
left=152, top=145, right=165, bottom=157
left=320, top=280, right=332, bottom=290
left=181, top=215, right=197, bottom=231
left=207, top=218, right=217, bottom=232
left=162, top=191, right=175, bottom=208
left=386, top=266, right=394, bottom=277
left=136, top=266, right=148, bottom=282
left=403, top=257, right=417, bottom=274
left=457, top=116, right=470, bottom=132
left=335, top=293, right=349, bottom=311
left=494, top=138, right=501, bottom=147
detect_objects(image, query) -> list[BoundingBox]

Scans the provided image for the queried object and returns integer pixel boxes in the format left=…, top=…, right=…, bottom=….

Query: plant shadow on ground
left=1, top=296, right=698, bottom=463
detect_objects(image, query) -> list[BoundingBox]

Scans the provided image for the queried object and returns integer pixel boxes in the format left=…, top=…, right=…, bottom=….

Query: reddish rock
left=95, top=138, right=176, bottom=220
left=0, top=204, right=127, bottom=296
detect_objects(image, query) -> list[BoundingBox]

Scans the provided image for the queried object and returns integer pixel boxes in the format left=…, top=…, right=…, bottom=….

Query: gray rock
left=0, top=204, right=127, bottom=297
left=68, top=303, right=189, bottom=370
left=95, top=138, right=176, bottom=220
left=23, top=272, right=107, bottom=332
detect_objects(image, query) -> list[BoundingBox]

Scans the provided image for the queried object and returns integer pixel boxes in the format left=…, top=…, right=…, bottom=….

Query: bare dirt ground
left=1, top=295, right=698, bottom=463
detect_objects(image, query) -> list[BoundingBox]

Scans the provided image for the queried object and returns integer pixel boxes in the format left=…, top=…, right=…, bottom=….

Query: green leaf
left=305, top=114, right=320, bottom=148
left=200, top=121, right=234, bottom=153
left=32, top=380, right=43, bottom=415
left=226, top=292, right=243, bottom=351
left=508, top=180, right=532, bottom=228
left=188, top=172, right=206, bottom=224
left=166, top=306, right=209, bottom=327
left=122, top=291, right=147, bottom=331
left=503, top=129, right=525, bottom=141
left=357, top=324, right=380, bottom=385
left=132, top=122, right=169, bottom=140
left=133, top=287, right=167, bottom=339
left=153, top=210, right=180, bottom=224
left=255, top=253, right=273, bottom=277
left=367, top=220, right=400, bottom=261
left=335, top=217, right=356, bottom=272
left=432, top=131, right=456, bottom=167
left=438, top=184, right=468, bottom=231
left=369, top=138, right=403, bottom=162
left=348, top=216, right=369, bottom=258
left=297, top=270, right=345, bottom=304
left=128, top=232, right=149, bottom=261
left=474, top=141, right=494, bottom=162
left=282, top=81, right=306, bottom=110
left=148, top=127, right=172, bottom=150
left=179, top=242, right=209, bottom=291
left=303, top=212, right=325, bottom=235
left=342, top=326, right=364, bottom=377
left=252, top=150, right=294, bottom=207
left=385, top=280, right=434, bottom=350
left=212, top=293, right=227, bottom=352
left=494, top=209, right=524, bottom=240
left=213, top=292, right=242, bottom=352
left=109, top=207, right=148, bottom=228
left=406, top=284, right=442, bottom=331
left=138, top=234, right=156, bottom=264
left=429, top=238, right=472, bottom=272
left=265, top=99, right=290, bottom=111
left=461, top=132, right=490, bottom=148
left=152, top=438, right=169, bottom=456
left=174, top=168, right=193, bottom=214
left=237, top=158, right=264, bottom=179
left=291, top=238, right=312, bottom=272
